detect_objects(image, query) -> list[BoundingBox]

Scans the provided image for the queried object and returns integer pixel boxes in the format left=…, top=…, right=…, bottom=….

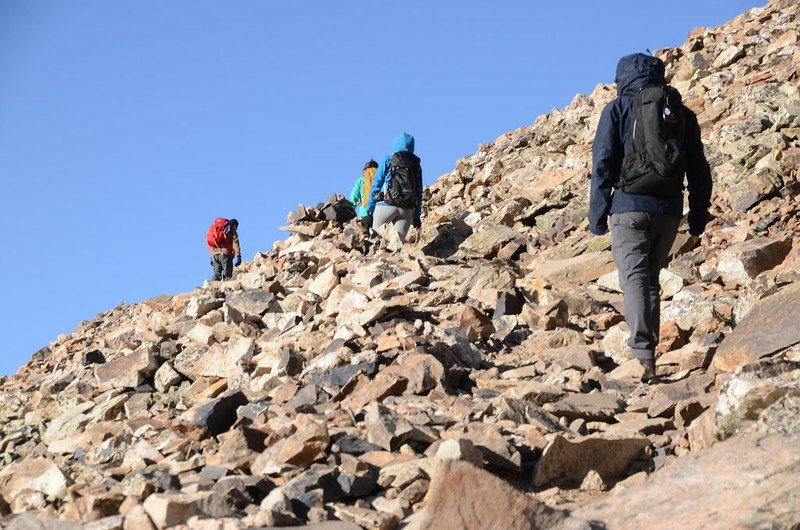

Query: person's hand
left=361, top=215, right=373, bottom=229
left=234, top=255, right=242, bottom=267
left=688, top=210, right=709, bottom=237
left=413, top=217, right=421, bottom=229
left=589, top=224, right=608, bottom=236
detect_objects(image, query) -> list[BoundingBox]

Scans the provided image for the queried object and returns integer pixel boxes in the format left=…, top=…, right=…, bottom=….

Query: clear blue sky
left=0, top=0, right=760, bottom=375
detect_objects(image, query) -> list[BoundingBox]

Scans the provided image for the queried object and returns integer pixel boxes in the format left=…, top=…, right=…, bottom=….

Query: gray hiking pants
left=373, top=204, right=413, bottom=241
left=610, top=212, right=680, bottom=362
left=211, top=253, right=233, bottom=281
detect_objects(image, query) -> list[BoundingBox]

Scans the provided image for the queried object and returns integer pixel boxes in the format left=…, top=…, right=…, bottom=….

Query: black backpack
left=619, top=85, right=687, bottom=198
left=385, top=151, right=421, bottom=208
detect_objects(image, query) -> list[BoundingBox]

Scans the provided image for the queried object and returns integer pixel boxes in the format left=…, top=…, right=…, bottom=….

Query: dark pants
left=211, top=253, right=233, bottom=281
left=610, top=212, right=680, bottom=362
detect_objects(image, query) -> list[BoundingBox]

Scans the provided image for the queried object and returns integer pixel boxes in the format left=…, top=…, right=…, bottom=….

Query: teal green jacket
left=349, top=176, right=368, bottom=217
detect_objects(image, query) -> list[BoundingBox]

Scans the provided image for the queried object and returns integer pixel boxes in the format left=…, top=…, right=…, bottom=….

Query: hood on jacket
left=392, top=133, right=415, bottom=153
left=615, top=53, right=666, bottom=96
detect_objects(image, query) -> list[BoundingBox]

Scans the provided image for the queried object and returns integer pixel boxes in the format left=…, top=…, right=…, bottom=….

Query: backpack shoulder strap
left=639, top=84, right=666, bottom=102
left=665, top=85, right=684, bottom=104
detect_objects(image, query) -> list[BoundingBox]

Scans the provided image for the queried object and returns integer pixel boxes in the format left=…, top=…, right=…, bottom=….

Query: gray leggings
left=610, top=212, right=680, bottom=361
left=373, top=204, right=413, bottom=241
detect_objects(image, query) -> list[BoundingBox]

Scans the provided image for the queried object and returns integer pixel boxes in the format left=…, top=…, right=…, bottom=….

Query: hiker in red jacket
left=206, top=218, right=241, bottom=281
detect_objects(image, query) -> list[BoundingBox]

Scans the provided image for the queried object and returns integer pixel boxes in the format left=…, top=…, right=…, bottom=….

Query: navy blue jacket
left=589, top=54, right=712, bottom=236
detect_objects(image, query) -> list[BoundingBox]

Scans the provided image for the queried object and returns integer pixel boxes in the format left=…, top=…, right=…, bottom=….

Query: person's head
left=228, top=218, right=239, bottom=233
left=392, top=133, right=415, bottom=154
left=363, top=159, right=378, bottom=178
left=615, top=53, right=665, bottom=95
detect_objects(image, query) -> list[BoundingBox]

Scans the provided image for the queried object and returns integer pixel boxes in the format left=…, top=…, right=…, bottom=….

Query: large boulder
left=716, top=359, right=800, bottom=439
left=715, top=284, right=800, bottom=372
left=716, top=237, right=791, bottom=286
left=532, top=435, right=650, bottom=487
left=0, top=458, right=68, bottom=501
left=575, top=434, right=800, bottom=529
left=405, top=461, right=588, bottom=530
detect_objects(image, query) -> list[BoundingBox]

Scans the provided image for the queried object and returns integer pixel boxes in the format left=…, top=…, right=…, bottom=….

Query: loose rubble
left=1, top=0, right=799, bottom=527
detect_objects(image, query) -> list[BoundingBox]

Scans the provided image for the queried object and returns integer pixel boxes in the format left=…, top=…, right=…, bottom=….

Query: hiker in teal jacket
left=365, top=133, right=423, bottom=241
left=349, top=159, right=378, bottom=218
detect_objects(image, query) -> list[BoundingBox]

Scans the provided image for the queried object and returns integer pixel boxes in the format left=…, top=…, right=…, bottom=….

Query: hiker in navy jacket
left=589, top=53, right=712, bottom=381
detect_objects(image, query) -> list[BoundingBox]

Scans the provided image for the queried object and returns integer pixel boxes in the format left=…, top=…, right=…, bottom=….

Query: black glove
left=688, top=210, right=709, bottom=237
left=413, top=217, right=421, bottom=229
left=589, top=221, right=609, bottom=236
left=361, top=215, right=373, bottom=229
left=234, top=255, right=242, bottom=267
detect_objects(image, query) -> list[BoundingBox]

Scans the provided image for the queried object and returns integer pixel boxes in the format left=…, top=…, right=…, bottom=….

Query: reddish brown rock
left=383, top=353, right=445, bottom=395
left=658, top=320, right=687, bottom=353
left=343, top=373, right=409, bottom=410
left=716, top=237, right=792, bottom=286
left=276, top=415, right=330, bottom=467
left=455, top=305, right=495, bottom=341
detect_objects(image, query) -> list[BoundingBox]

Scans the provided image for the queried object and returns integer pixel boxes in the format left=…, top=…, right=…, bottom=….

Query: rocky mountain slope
left=2, top=0, right=800, bottom=528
